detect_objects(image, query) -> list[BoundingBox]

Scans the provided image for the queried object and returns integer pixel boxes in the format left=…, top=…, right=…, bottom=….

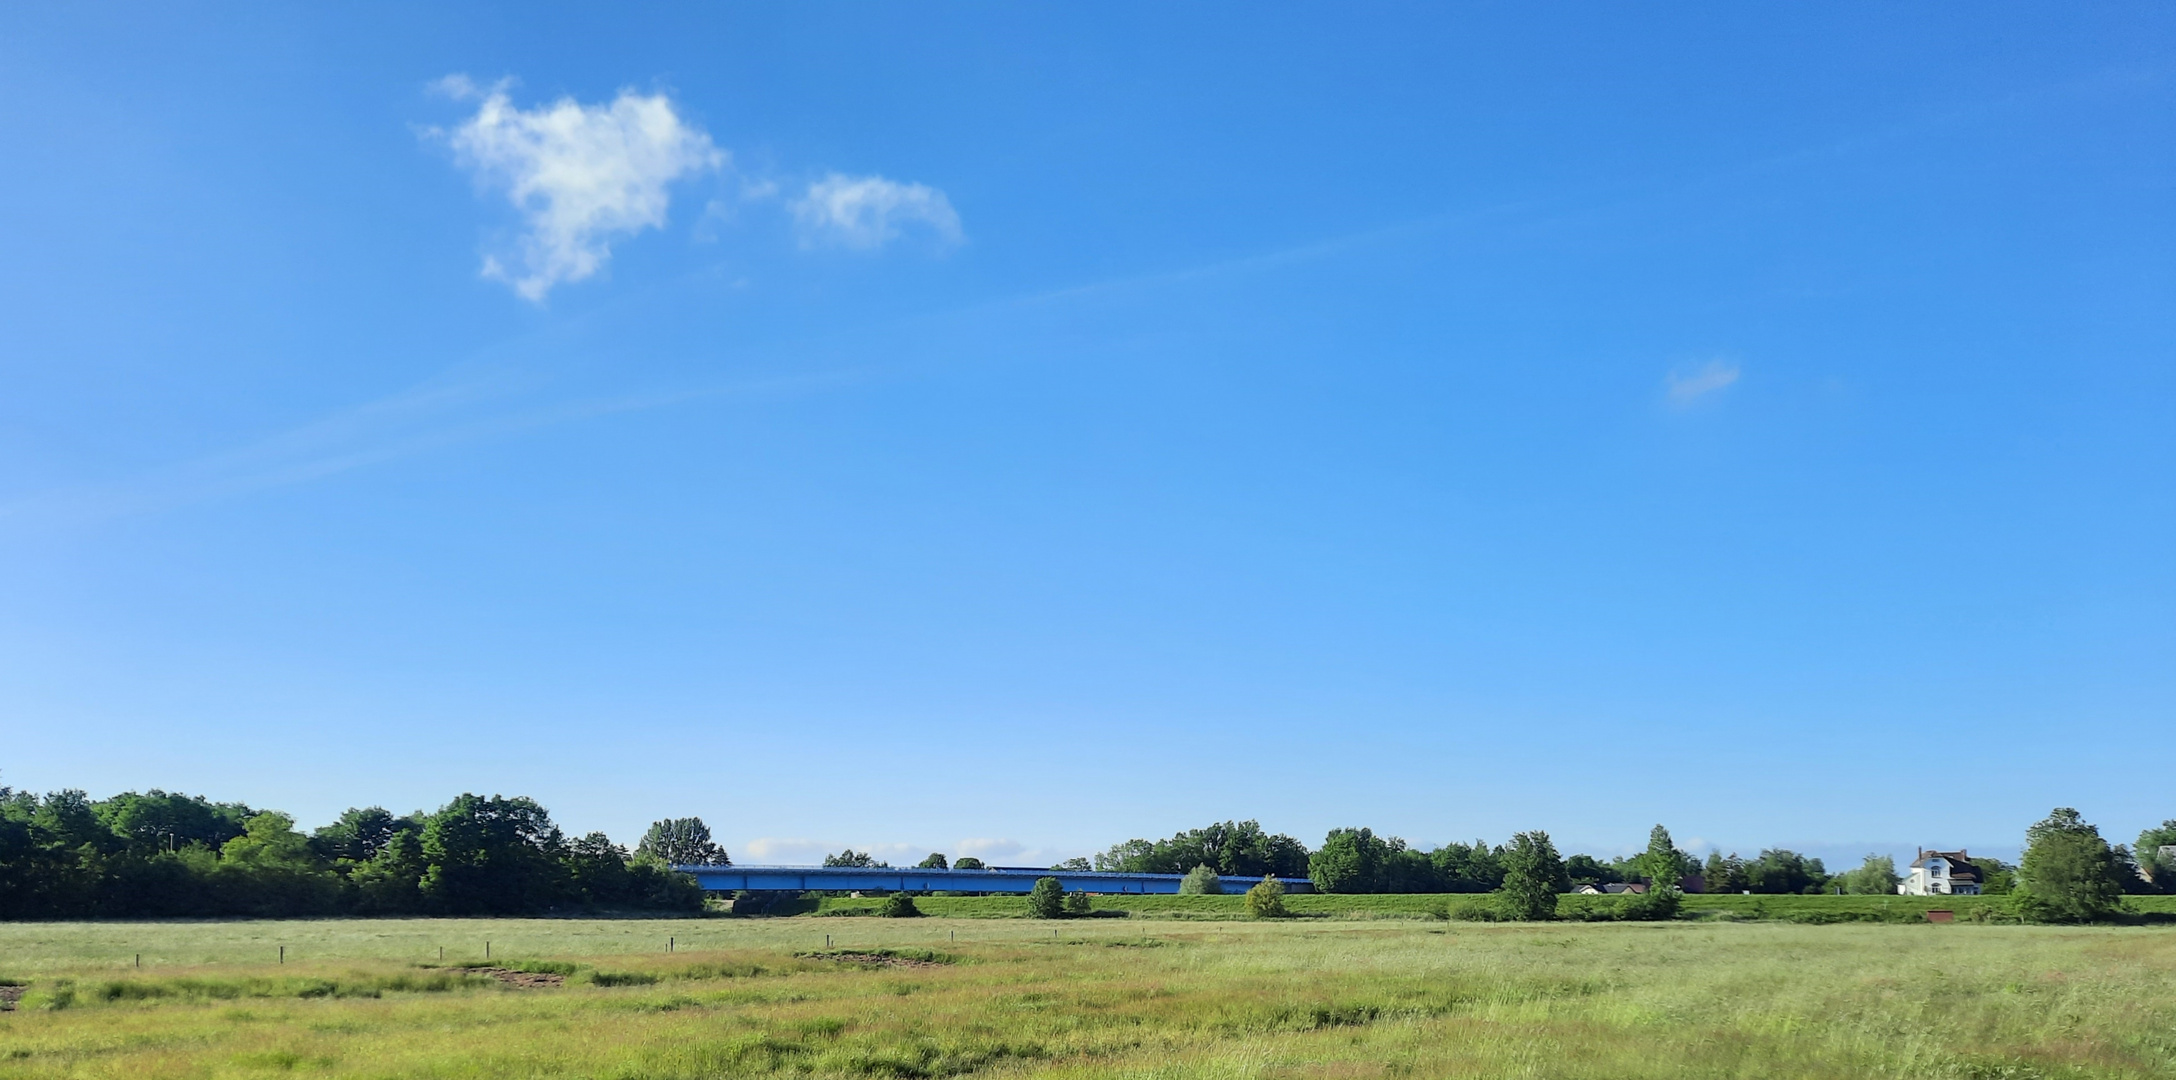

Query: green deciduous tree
left=624, top=853, right=705, bottom=912
left=916, top=853, right=949, bottom=870
left=97, top=791, right=253, bottom=855
left=1496, top=831, right=1569, bottom=921
left=565, top=832, right=635, bottom=906
left=1567, top=854, right=1623, bottom=889
left=1301, top=828, right=1498, bottom=894
left=1027, top=877, right=1065, bottom=919
left=1638, top=825, right=1692, bottom=887
left=347, top=828, right=427, bottom=913
left=2134, top=821, right=2176, bottom=894
left=419, top=794, right=569, bottom=915
left=636, top=818, right=729, bottom=866
left=1309, top=828, right=1387, bottom=894
left=1746, top=849, right=1828, bottom=894
left=215, top=812, right=339, bottom=916
left=952, top=856, right=985, bottom=870
left=0, top=785, right=696, bottom=919
left=2016, top=808, right=2126, bottom=923
left=1179, top=864, right=1223, bottom=895
left=1430, top=841, right=1506, bottom=892
left=311, top=807, right=411, bottom=864
left=1703, top=851, right=1749, bottom=893
left=1245, top=875, right=1287, bottom=918
left=1063, top=890, right=1091, bottom=915
left=823, top=849, right=886, bottom=868
left=1836, top=854, right=1901, bottom=895
left=1094, top=820, right=1310, bottom=878
left=1970, top=856, right=2017, bottom=895
left=879, top=892, right=921, bottom=917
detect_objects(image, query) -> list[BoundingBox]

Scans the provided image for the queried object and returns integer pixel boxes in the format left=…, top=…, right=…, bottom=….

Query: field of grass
left=4, top=916, right=2175, bottom=1078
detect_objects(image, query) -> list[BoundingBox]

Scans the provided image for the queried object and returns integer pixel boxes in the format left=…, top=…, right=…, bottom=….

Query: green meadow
left=4, top=914, right=2175, bottom=1079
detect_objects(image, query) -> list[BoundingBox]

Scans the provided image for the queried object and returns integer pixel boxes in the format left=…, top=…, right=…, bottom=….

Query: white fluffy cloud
left=1666, top=360, right=1742, bottom=404
left=435, top=77, right=722, bottom=301
left=791, top=173, right=963, bottom=250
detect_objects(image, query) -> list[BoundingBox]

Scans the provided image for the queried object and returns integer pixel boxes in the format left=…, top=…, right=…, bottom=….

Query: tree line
left=1090, top=810, right=2171, bottom=923
left=4, top=782, right=2168, bottom=923
left=1091, top=820, right=1885, bottom=895
left=0, top=787, right=717, bottom=920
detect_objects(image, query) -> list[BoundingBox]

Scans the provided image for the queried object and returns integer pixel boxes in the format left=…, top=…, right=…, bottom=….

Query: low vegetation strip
left=798, top=891, right=2176, bottom=921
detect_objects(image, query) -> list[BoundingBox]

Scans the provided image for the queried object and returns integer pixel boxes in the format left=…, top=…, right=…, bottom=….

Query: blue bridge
left=674, top=864, right=1314, bottom=895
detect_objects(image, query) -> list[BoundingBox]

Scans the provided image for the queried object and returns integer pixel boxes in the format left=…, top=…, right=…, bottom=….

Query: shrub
left=1180, top=865, right=1224, bottom=895
left=1245, top=875, right=1287, bottom=918
left=588, top=971, right=661, bottom=987
left=1027, top=877, right=1065, bottom=919
left=1617, top=886, right=1681, bottom=921
left=878, top=892, right=921, bottom=918
left=732, top=890, right=817, bottom=917
left=1063, top=891, right=1091, bottom=916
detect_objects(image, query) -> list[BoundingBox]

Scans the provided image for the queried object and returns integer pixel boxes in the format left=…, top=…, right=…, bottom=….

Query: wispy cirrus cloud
left=1666, top=359, right=1742, bottom=405
left=430, top=76, right=724, bottom=301
left=791, top=173, right=963, bottom=250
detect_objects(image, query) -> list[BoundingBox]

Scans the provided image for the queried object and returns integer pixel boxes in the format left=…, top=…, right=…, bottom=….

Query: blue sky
left=2, top=5, right=2171, bottom=868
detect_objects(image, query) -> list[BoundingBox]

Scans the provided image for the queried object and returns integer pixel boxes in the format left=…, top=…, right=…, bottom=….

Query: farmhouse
left=1572, top=874, right=1705, bottom=896
left=1897, top=849, right=1981, bottom=895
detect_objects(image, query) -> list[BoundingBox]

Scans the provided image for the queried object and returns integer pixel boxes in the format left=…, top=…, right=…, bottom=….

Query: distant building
left=1574, top=874, right=1703, bottom=895
left=1898, top=849, right=1981, bottom=895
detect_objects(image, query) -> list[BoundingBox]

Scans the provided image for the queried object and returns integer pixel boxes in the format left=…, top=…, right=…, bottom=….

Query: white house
left=1898, top=849, right=1981, bottom=896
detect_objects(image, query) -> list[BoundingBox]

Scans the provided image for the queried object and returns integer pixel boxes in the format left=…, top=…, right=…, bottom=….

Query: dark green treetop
left=636, top=817, right=729, bottom=866
left=2017, top=807, right=2127, bottom=923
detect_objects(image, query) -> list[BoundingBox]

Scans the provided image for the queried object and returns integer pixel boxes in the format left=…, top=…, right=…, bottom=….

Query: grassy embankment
left=4, top=916, right=2176, bottom=1078
left=807, top=891, right=2176, bottom=922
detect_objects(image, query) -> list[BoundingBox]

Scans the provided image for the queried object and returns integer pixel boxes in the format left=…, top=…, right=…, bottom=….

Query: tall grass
left=1, top=918, right=2172, bottom=1077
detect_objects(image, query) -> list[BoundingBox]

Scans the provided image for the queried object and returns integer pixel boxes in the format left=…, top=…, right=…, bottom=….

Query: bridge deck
left=674, top=864, right=1314, bottom=895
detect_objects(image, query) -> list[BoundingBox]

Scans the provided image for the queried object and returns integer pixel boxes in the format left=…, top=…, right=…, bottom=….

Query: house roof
left=1909, top=849, right=1981, bottom=882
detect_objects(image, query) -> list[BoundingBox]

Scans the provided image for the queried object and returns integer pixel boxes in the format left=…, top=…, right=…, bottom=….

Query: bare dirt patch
left=0, top=985, right=25, bottom=1011
left=810, top=951, right=947, bottom=970
left=463, top=967, right=565, bottom=988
